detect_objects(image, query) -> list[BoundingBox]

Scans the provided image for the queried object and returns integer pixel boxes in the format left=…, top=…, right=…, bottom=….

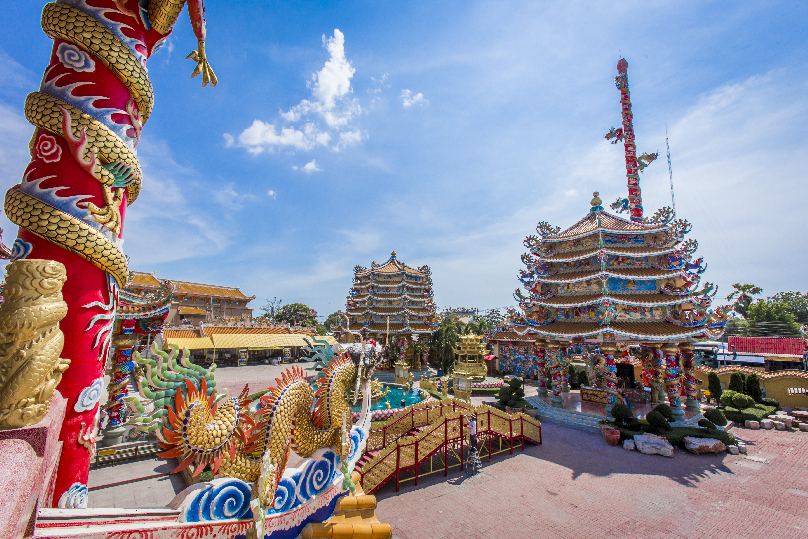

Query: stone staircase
left=525, top=396, right=603, bottom=433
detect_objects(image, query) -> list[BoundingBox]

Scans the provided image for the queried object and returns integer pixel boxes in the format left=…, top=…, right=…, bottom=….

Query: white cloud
left=230, top=29, right=362, bottom=154
left=213, top=183, right=254, bottom=210
left=369, top=73, right=390, bottom=94
left=293, top=159, right=322, bottom=174
left=236, top=120, right=330, bottom=154
left=267, top=190, right=277, bottom=199
left=400, top=89, right=428, bottom=107
left=565, top=189, right=577, bottom=196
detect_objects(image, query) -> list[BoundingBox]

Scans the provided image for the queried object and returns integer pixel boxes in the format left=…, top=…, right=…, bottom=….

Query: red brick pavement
left=374, top=423, right=808, bottom=539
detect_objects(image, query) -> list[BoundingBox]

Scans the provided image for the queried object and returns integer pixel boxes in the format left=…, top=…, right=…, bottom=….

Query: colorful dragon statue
left=125, top=339, right=376, bottom=537
left=0, top=0, right=218, bottom=506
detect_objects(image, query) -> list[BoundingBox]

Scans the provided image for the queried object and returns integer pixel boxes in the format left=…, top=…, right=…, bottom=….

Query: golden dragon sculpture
left=0, top=259, right=71, bottom=428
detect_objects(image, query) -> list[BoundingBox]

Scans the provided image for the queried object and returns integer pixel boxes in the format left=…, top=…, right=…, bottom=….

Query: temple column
left=662, top=343, right=685, bottom=420
left=600, top=342, right=619, bottom=412
left=560, top=342, right=570, bottom=392
left=535, top=339, right=548, bottom=396
left=548, top=341, right=563, bottom=407
left=101, top=332, right=139, bottom=446
left=651, top=343, right=665, bottom=403
left=680, top=342, right=699, bottom=411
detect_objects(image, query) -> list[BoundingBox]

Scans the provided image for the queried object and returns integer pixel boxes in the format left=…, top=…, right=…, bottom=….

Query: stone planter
left=602, top=427, right=621, bottom=446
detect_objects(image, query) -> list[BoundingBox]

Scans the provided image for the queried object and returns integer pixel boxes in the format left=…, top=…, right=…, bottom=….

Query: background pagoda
left=337, top=252, right=437, bottom=351
left=510, top=192, right=728, bottom=413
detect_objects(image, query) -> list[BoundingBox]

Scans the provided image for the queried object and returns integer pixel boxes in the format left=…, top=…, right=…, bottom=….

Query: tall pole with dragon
left=3, top=0, right=216, bottom=508
left=605, top=58, right=658, bottom=222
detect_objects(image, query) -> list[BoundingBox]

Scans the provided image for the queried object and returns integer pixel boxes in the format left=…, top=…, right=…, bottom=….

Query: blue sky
left=1, top=1, right=806, bottom=320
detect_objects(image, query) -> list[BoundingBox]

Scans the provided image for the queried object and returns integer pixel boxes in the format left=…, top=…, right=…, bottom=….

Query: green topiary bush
left=723, top=404, right=777, bottom=423
left=577, top=369, right=590, bottom=387
left=728, top=372, right=746, bottom=394
left=761, top=397, right=780, bottom=409
left=707, top=372, right=723, bottom=404
left=732, top=393, right=755, bottom=410
left=496, top=377, right=526, bottom=408
left=568, top=365, right=580, bottom=389
left=652, top=403, right=675, bottom=422
left=698, top=418, right=717, bottom=430
left=746, top=373, right=762, bottom=402
left=703, top=408, right=728, bottom=426
left=720, top=389, right=738, bottom=408
left=646, top=410, right=671, bottom=433
left=628, top=417, right=640, bottom=431
left=610, top=403, right=633, bottom=428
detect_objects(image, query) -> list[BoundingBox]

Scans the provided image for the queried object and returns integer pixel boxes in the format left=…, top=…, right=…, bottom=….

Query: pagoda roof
left=354, top=252, right=429, bottom=277
left=530, top=293, right=694, bottom=308
left=350, top=292, right=431, bottom=300
left=540, top=245, right=677, bottom=262
left=536, top=267, right=681, bottom=284
left=543, top=210, right=667, bottom=242
left=529, top=321, right=716, bottom=341
left=347, top=306, right=434, bottom=315
left=345, top=322, right=435, bottom=333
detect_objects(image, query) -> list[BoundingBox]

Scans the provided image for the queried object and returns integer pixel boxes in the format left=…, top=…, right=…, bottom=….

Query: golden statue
left=0, top=260, right=70, bottom=428
left=451, top=334, right=489, bottom=382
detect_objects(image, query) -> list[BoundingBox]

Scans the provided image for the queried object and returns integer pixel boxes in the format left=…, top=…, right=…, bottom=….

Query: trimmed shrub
left=610, top=403, right=633, bottom=427
left=720, top=389, right=738, bottom=408
left=761, top=397, right=780, bottom=409
left=723, top=404, right=777, bottom=423
left=496, top=377, right=526, bottom=408
left=666, top=426, right=736, bottom=447
left=652, top=403, right=675, bottom=422
left=628, top=418, right=640, bottom=431
left=728, top=372, right=746, bottom=394
left=746, top=373, right=763, bottom=402
left=698, top=418, right=717, bottom=430
left=703, top=408, right=728, bottom=427
left=577, top=369, right=590, bottom=387
left=707, top=372, right=723, bottom=403
left=568, top=366, right=580, bottom=389
left=646, top=410, right=671, bottom=433
left=732, top=393, right=755, bottom=410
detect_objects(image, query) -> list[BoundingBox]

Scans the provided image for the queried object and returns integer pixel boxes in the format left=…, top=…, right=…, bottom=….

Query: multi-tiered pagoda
left=505, top=58, right=729, bottom=416
left=337, top=252, right=437, bottom=345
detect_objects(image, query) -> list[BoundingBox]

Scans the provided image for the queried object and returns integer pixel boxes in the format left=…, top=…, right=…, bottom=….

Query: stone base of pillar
left=101, top=425, right=127, bottom=447
left=685, top=397, right=700, bottom=411
left=671, top=406, right=686, bottom=421
left=605, top=404, right=613, bottom=415
left=550, top=395, right=564, bottom=407
left=561, top=383, right=569, bottom=392
left=538, top=387, right=548, bottom=396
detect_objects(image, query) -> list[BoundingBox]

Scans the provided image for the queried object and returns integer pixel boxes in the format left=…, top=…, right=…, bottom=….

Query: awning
left=483, top=355, right=497, bottom=361
left=211, top=333, right=310, bottom=349
left=179, top=307, right=207, bottom=315
left=164, top=336, right=214, bottom=350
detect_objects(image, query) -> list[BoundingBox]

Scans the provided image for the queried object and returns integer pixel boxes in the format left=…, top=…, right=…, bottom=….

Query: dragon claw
left=186, top=39, right=218, bottom=87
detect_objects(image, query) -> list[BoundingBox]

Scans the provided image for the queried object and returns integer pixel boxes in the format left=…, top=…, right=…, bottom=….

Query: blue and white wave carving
left=183, top=478, right=253, bottom=522
left=10, top=239, right=32, bottom=261
left=345, top=426, right=367, bottom=470
left=58, top=482, right=88, bottom=509
left=269, top=448, right=339, bottom=514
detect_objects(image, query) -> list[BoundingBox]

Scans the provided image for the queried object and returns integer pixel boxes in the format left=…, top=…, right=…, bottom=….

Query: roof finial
left=590, top=191, right=603, bottom=212
left=391, top=251, right=397, bottom=258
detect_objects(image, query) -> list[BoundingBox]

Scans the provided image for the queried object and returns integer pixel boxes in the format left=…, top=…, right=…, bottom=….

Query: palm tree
left=727, top=283, right=762, bottom=318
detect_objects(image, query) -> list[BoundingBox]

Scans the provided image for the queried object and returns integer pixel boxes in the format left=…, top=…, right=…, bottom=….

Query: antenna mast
left=666, top=126, right=676, bottom=217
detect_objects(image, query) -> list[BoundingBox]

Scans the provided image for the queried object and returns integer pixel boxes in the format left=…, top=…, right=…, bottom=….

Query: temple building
left=501, top=191, right=729, bottom=415
left=335, top=252, right=437, bottom=345
left=126, top=271, right=255, bottom=324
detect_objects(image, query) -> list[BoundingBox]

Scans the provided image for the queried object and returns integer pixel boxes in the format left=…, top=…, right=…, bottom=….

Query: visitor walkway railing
left=358, top=399, right=541, bottom=494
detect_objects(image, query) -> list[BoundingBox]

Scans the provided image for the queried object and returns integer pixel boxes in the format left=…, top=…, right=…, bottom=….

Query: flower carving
left=56, top=42, right=95, bottom=72
left=35, top=133, right=62, bottom=163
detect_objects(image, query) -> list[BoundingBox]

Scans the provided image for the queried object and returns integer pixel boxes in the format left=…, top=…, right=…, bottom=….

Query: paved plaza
left=89, top=364, right=808, bottom=538
left=375, top=422, right=808, bottom=539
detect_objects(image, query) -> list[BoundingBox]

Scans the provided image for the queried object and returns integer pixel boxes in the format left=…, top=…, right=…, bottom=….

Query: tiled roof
left=355, top=254, right=428, bottom=276
left=164, top=329, right=200, bottom=338
left=172, top=281, right=253, bottom=300
left=537, top=267, right=680, bottom=284
left=544, top=210, right=666, bottom=242
left=541, top=245, right=676, bottom=262
left=530, top=321, right=710, bottom=341
left=129, top=271, right=161, bottom=288
left=164, top=336, right=213, bottom=350
left=346, top=323, right=434, bottom=333
left=532, top=293, right=693, bottom=308
left=202, top=326, right=291, bottom=336
left=491, top=331, right=535, bottom=342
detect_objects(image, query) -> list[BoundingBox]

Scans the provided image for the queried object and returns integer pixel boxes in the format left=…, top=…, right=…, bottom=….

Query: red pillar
left=4, top=1, right=204, bottom=506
